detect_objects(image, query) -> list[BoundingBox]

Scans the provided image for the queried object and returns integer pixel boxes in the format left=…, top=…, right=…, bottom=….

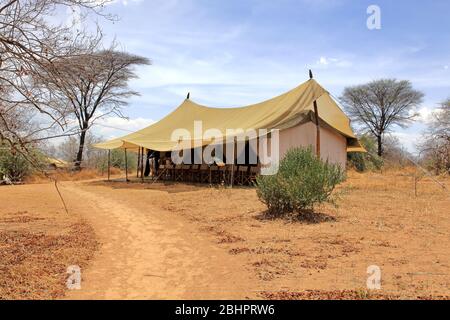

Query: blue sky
left=75, top=0, right=450, bottom=153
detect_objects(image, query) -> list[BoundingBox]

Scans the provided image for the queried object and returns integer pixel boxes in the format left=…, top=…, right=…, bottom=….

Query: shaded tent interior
left=94, top=77, right=365, bottom=184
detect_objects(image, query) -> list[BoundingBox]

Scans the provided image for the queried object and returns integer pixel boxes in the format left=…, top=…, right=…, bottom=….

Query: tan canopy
left=93, top=79, right=365, bottom=152
left=46, top=157, right=69, bottom=168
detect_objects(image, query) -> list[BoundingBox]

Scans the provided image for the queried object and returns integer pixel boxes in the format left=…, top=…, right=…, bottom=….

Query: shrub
left=95, top=149, right=137, bottom=172
left=347, top=134, right=383, bottom=172
left=256, top=147, right=345, bottom=218
left=0, top=145, right=46, bottom=182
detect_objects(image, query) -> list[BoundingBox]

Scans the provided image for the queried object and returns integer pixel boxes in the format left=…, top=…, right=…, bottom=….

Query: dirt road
left=3, top=171, right=449, bottom=299
left=62, top=181, right=259, bottom=299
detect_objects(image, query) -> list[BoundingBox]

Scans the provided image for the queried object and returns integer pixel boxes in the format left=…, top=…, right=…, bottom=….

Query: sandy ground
left=1, top=170, right=449, bottom=299
left=61, top=181, right=260, bottom=299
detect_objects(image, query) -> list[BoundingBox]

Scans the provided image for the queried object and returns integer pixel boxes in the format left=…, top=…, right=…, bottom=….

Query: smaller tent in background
left=46, top=157, right=69, bottom=170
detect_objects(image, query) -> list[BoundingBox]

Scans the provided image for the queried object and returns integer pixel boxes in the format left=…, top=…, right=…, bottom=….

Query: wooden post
left=313, top=100, right=321, bottom=158
left=125, top=148, right=128, bottom=182
left=141, top=147, right=145, bottom=182
left=137, top=147, right=141, bottom=178
left=107, top=149, right=111, bottom=181
left=310, top=69, right=320, bottom=158
left=209, top=166, right=212, bottom=186
left=230, top=137, right=236, bottom=189
left=230, top=164, right=234, bottom=189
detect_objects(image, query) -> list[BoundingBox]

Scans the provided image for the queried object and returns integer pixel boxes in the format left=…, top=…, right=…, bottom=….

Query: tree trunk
left=377, top=135, right=383, bottom=157
left=75, top=128, right=87, bottom=169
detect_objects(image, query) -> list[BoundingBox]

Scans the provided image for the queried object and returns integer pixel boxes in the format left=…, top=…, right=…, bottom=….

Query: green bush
left=347, top=134, right=383, bottom=172
left=95, top=149, right=137, bottom=172
left=0, top=145, right=45, bottom=182
left=256, top=147, right=345, bottom=218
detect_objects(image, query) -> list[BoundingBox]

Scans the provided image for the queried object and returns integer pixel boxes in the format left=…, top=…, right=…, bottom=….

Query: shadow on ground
left=85, top=179, right=255, bottom=194
left=255, top=210, right=337, bottom=224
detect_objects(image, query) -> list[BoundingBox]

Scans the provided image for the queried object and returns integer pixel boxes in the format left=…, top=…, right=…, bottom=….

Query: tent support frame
left=313, top=100, right=321, bottom=158
left=125, top=148, right=129, bottom=182
left=137, top=147, right=141, bottom=178
left=107, top=149, right=111, bottom=181
left=230, top=137, right=236, bottom=189
left=310, top=69, right=321, bottom=158
left=141, top=147, right=145, bottom=182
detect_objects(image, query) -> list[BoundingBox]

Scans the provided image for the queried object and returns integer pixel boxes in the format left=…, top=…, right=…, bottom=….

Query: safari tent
left=46, top=157, right=69, bottom=170
left=94, top=77, right=364, bottom=184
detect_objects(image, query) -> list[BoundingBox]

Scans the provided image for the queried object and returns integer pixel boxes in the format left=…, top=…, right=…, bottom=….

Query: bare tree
left=56, top=133, right=102, bottom=166
left=383, top=134, right=412, bottom=167
left=0, top=0, right=112, bottom=160
left=36, top=49, right=150, bottom=168
left=431, top=99, right=450, bottom=142
left=340, top=79, right=424, bottom=156
left=419, top=99, right=450, bottom=174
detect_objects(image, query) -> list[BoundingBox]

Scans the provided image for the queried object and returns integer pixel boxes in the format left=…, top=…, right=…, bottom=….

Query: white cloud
left=92, top=116, right=154, bottom=139
left=416, top=106, right=434, bottom=123
left=318, top=56, right=329, bottom=65
left=415, top=105, right=446, bottom=124
left=390, top=132, right=423, bottom=154
left=315, top=56, right=352, bottom=69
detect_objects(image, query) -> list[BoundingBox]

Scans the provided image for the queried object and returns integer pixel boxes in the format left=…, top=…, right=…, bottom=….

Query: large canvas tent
left=94, top=78, right=364, bottom=182
left=94, top=78, right=363, bottom=153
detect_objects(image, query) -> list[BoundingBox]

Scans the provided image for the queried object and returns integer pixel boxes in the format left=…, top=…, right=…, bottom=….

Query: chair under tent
left=127, top=143, right=261, bottom=186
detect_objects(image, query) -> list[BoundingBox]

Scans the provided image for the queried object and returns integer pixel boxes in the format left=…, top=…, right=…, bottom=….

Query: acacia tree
left=37, top=49, right=150, bottom=168
left=340, top=79, right=424, bottom=156
left=0, top=0, right=112, bottom=165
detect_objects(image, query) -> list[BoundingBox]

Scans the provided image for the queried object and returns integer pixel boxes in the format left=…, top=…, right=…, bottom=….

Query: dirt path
left=62, top=181, right=258, bottom=299
left=3, top=171, right=449, bottom=299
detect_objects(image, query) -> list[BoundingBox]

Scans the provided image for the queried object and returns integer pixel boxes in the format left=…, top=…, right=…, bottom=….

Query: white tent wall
left=278, top=122, right=347, bottom=168
left=319, top=125, right=347, bottom=169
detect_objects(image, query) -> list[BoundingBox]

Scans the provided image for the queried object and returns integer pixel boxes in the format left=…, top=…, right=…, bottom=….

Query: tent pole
left=141, top=147, right=145, bottom=182
left=107, top=149, right=111, bottom=181
left=137, top=147, right=141, bottom=178
left=230, top=164, right=234, bottom=188
left=230, top=137, right=236, bottom=189
left=310, top=69, right=321, bottom=158
left=125, top=148, right=128, bottom=182
left=313, top=100, right=321, bottom=158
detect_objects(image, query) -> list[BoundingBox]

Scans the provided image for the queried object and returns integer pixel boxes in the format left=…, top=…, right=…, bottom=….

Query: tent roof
left=93, top=79, right=365, bottom=152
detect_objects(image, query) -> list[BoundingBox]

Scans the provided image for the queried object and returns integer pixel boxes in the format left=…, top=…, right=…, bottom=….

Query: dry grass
left=260, top=289, right=400, bottom=300
left=25, top=167, right=122, bottom=184
left=0, top=186, right=98, bottom=300
left=1, top=168, right=449, bottom=300
left=260, top=289, right=450, bottom=300
left=100, top=169, right=450, bottom=299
